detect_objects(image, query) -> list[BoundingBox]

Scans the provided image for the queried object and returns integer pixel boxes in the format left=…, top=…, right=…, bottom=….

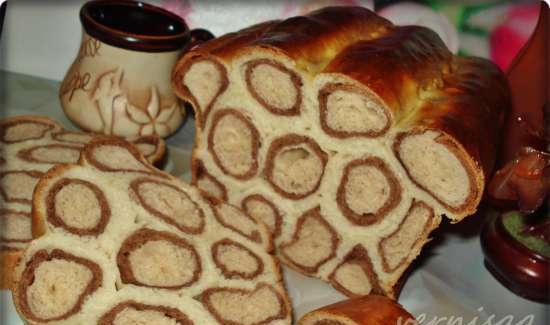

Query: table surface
left=0, top=70, right=547, bottom=325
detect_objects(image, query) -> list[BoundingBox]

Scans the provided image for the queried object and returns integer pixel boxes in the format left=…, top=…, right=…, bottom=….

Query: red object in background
left=488, top=2, right=549, bottom=213
left=490, top=3, right=540, bottom=72
left=482, top=2, right=550, bottom=303
left=500, top=1, right=548, bottom=165
left=488, top=147, right=549, bottom=214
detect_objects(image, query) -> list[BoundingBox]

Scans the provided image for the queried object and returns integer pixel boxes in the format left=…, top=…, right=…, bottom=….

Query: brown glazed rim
left=80, top=0, right=190, bottom=52
left=495, top=212, right=549, bottom=263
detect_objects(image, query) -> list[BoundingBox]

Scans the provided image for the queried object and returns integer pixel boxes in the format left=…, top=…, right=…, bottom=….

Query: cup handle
left=187, top=28, right=215, bottom=50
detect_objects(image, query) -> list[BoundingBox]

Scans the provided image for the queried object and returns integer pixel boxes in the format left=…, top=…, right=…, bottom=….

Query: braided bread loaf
left=0, top=115, right=165, bottom=289
left=172, top=6, right=510, bottom=298
left=11, top=137, right=291, bottom=325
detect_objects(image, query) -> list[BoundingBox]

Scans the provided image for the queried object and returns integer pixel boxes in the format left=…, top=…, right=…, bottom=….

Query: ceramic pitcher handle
left=188, top=28, right=215, bottom=50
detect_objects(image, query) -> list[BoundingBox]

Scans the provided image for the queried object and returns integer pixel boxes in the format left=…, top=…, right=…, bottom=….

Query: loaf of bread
left=0, top=115, right=165, bottom=289
left=172, top=6, right=510, bottom=298
left=11, top=137, right=291, bottom=325
left=298, top=295, right=416, bottom=325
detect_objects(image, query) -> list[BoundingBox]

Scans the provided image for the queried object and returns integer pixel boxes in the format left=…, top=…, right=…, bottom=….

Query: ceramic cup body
left=61, top=34, right=184, bottom=137
left=60, top=0, right=192, bottom=138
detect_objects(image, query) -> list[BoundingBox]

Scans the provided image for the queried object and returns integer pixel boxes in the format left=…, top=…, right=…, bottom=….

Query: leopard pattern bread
left=12, top=136, right=291, bottom=325
left=0, top=115, right=165, bottom=289
left=172, top=6, right=510, bottom=298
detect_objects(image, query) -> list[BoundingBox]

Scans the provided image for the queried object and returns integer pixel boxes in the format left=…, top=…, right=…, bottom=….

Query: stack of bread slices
left=0, top=115, right=165, bottom=289
left=10, top=136, right=291, bottom=325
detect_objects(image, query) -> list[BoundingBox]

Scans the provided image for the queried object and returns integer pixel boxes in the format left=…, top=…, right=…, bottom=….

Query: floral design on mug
left=90, top=67, right=181, bottom=136
left=125, top=87, right=180, bottom=136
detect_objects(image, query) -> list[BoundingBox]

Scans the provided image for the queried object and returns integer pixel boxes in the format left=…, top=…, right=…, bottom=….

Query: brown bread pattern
left=172, top=6, right=510, bottom=298
left=11, top=137, right=290, bottom=325
left=0, top=115, right=165, bottom=289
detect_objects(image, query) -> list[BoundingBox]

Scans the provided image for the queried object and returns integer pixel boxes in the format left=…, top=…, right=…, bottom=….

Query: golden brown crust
left=172, top=7, right=392, bottom=106
left=1, top=247, right=23, bottom=290
left=406, top=56, right=509, bottom=182
left=322, top=26, right=452, bottom=117
left=390, top=56, right=509, bottom=220
left=298, top=295, right=416, bottom=325
left=327, top=28, right=507, bottom=216
left=175, top=21, right=278, bottom=66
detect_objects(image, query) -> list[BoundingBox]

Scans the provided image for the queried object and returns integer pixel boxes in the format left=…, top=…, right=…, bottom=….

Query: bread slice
left=12, top=137, right=291, bottom=325
left=0, top=115, right=165, bottom=289
left=172, top=6, right=510, bottom=298
left=298, top=295, right=416, bottom=325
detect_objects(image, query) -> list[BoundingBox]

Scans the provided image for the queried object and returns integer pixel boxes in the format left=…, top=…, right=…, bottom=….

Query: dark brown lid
left=80, top=0, right=190, bottom=52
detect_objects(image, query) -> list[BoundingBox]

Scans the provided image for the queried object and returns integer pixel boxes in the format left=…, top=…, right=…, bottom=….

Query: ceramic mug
left=60, top=0, right=212, bottom=138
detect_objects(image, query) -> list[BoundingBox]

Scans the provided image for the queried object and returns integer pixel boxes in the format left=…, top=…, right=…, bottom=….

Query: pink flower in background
left=283, top=0, right=373, bottom=16
left=158, top=0, right=540, bottom=72
left=160, top=0, right=373, bottom=36
left=490, top=3, right=539, bottom=72
left=161, top=0, right=192, bottom=22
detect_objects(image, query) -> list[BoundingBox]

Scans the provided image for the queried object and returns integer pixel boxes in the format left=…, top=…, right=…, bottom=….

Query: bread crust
left=298, top=295, right=416, bottom=325
left=1, top=247, right=23, bottom=290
